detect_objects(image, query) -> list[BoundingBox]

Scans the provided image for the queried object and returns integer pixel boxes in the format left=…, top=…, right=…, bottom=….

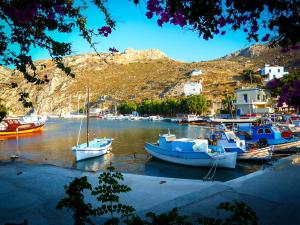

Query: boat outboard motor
left=258, top=138, right=268, bottom=148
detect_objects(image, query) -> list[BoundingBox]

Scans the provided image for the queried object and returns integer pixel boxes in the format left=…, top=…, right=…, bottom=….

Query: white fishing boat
left=72, top=88, right=113, bottom=161
left=72, top=138, right=113, bottom=161
left=212, top=130, right=273, bottom=161
left=145, top=133, right=237, bottom=169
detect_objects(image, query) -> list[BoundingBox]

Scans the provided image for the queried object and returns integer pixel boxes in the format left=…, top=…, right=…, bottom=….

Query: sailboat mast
left=87, top=88, right=90, bottom=147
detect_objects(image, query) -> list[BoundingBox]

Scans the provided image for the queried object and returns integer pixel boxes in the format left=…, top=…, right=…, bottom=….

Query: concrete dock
left=0, top=154, right=300, bottom=225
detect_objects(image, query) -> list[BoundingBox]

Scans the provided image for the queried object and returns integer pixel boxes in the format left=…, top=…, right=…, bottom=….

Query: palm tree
left=222, top=94, right=236, bottom=117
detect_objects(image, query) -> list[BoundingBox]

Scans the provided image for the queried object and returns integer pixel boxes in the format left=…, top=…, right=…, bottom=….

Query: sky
left=30, top=0, right=257, bottom=63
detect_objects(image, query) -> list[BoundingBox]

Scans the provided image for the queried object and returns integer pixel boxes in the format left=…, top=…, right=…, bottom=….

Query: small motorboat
left=237, top=124, right=300, bottom=153
left=72, top=138, right=113, bottom=161
left=211, top=130, right=273, bottom=161
left=0, top=118, right=44, bottom=136
left=145, top=133, right=237, bottom=169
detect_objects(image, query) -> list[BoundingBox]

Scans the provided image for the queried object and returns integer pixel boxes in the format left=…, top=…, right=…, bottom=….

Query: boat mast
left=87, top=88, right=90, bottom=147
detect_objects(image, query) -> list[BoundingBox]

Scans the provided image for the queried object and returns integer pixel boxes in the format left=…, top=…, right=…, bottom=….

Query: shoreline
left=0, top=154, right=300, bottom=224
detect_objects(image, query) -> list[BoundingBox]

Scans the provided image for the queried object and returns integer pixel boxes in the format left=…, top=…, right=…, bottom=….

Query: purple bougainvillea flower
left=109, top=47, right=119, bottom=53
left=146, top=11, right=153, bottom=19
left=262, top=33, right=270, bottom=42
left=221, top=31, right=226, bottom=35
left=157, top=19, right=163, bottom=27
left=98, top=26, right=112, bottom=37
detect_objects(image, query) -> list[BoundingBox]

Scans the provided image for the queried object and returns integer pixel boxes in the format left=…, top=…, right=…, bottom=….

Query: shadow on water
left=0, top=118, right=269, bottom=181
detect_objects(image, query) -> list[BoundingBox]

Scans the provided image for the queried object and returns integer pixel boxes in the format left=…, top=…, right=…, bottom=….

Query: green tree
left=92, top=165, right=135, bottom=224
left=182, top=95, right=207, bottom=115
left=117, top=102, right=137, bottom=115
left=56, top=176, right=95, bottom=225
left=199, top=201, right=258, bottom=225
left=221, top=94, right=236, bottom=116
left=241, top=69, right=262, bottom=84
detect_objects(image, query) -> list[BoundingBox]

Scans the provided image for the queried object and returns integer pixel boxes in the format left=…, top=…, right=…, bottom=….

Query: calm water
left=0, top=119, right=263, bottom=181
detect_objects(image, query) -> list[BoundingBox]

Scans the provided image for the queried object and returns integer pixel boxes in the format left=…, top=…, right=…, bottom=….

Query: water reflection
left=0, top=118, right=266, bottom=181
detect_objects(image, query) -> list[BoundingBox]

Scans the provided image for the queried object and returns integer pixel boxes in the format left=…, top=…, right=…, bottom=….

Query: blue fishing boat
left=237, top=124, right=300, bottom=152
left=145, top=133, right=237, bottom=169
left=211, top=130, right=273, bottom=161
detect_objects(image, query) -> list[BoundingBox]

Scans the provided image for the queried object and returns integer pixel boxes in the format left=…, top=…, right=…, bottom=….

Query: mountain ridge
left=0, top=45, right=299, bottom=115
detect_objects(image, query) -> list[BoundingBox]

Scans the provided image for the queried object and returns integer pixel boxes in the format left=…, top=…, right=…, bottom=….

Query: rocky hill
left=223, top=44, right=300, bottom=71
left=0, top=45, right=299, bottom=115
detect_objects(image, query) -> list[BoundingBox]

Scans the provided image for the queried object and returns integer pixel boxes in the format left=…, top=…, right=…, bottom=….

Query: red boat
left=0, top=118, right=44, bottom=136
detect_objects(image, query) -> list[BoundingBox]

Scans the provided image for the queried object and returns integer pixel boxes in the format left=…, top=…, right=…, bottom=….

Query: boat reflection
left=0, top=131, right=43, bottom=140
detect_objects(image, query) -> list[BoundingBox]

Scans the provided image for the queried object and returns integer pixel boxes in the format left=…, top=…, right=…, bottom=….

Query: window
left=257, top=94, right=260, bottom=100
left=273, top=75, right=276, bottom=79
left=265, top=128, right=272, bottom=134
left=243, top=94, right=248, bottom=103
left=269, top=69, right=271, bottom=73
left=257, top=129, right=264, bottom=134
left=278, top=68, right=280, bottom=72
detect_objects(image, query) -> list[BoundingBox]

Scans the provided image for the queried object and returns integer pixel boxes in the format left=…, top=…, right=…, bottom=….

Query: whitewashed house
left=183, top=82, right=203, bottom=96
left=259, top=64, right=289, bottom=82
left=233, top=87, right=274, bottom=115
left=190, top=69, right=203, bottom=76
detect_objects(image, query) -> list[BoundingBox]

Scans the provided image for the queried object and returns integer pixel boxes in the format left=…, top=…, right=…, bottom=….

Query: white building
left=259, top=64, right=289, bottom=82
left=190, top=69, right=203, bottom=76
left=233, top=87, right=274, bottom=115
left=183, top=82, right=203, bottom=96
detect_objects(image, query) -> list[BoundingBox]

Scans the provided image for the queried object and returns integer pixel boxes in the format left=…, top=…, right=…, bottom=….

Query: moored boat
left=72, top=138, right=113, bottom=161
left=237, top=124, right=300, bottom=153
left=71, top=88, right=114, bottom=161
left=145, top=133, right=237, bottom=169
left=211, top=129, right=273, bottom=161
left=0, top=118, right=44, bottom=136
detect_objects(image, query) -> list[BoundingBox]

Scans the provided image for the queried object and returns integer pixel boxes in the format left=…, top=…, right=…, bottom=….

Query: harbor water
left=0, top=118, right=263, bottom=181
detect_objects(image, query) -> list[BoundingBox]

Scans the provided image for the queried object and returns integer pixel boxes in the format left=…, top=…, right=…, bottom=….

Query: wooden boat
left=72, top=88, right=113, bottom=161
left=0, top=118, right=44, bottom=136
left=145, top=133, right=237, bottom=169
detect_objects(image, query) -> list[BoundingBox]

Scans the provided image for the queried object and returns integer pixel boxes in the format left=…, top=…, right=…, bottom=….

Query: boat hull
left=72, top=139, right=112, bottom=161
left=237, top=146, right=273, bottom=161
left=273, top=139, right=300, bottom=152
left=0, top=124, right=44, bottom=136
left=145, top=143, right=237, bottom=169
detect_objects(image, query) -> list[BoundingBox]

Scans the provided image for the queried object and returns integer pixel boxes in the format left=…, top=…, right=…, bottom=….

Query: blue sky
left=30, top=0, right=256, bottom=62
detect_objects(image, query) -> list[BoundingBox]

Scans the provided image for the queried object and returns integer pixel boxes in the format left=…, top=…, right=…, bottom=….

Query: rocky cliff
left=0, top=45, right=299, bottom=115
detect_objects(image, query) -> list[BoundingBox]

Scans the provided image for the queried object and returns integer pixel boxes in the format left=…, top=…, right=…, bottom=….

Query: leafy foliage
left=241, top=69, right=262, bottom=84
left=199, top=201, right=258, bottom=225
left=56, top=176, right=95, bottom=225
left=221, top=94, right=236, bottom=115
left=57, top=166, right=259, bottom=225
left=117, top=102, right=137, bottom=115
left=133, top=0, right=300, bottom=47
left=266, top=72, right=300, bottom=109
left=118, top=95, right=207, bottom=116
left=0, top=0, right=115, bottom=84
left=92, top=165, right=135, bottom=224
